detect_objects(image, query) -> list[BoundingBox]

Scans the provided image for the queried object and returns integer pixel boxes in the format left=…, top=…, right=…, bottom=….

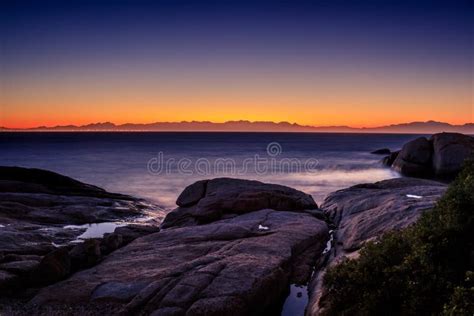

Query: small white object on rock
left=258, top=225, right=269, bottom=230
left=406, top=194, right=423, bottom=199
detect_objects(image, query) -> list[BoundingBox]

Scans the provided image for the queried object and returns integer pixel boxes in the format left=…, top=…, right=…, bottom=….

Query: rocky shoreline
left=0, top=132, right=472, bottom=315
left=0, top=167, right=164, bottom=300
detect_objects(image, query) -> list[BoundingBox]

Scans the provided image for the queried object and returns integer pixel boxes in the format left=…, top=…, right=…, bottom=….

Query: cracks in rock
left=122, top=213, right=313, bottom=315
left=183, top=264, right=227, bottom=312
left=150, top=260, right=226, bottom=315
left=120, top=252, right=227, bottom=315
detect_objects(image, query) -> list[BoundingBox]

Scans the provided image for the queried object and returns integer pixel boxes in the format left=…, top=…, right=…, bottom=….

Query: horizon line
left=1, top=119, right=473, bottom=134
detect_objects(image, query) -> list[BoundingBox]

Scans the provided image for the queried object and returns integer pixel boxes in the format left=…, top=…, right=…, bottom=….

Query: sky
left=1, top=0, right=473, bottom=129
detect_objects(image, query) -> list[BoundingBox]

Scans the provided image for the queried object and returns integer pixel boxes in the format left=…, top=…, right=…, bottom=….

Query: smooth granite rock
left=176, top=180, right=208, bottom=207
left=31, top=209, right=328, bottom=315
left=162, top=178, right=318, bottom=228
left=322, top=177, right=447, bottom=251
left=392, top=137, right=433, bottom=177
left=390, top=133, right=473, bottom=179
left=430, top=132, right=474, bottom=178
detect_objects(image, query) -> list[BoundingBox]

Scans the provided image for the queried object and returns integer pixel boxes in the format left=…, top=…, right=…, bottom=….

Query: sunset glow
left=1, top=1, right=472, bottom=129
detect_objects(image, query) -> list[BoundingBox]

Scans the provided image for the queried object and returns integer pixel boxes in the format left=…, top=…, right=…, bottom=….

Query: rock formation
left=26, top=178, right=328, bottom=315
left=164, top=178, right=318, bottom=228
left=0, top=167, right=163, bottom=297
left=307, top=177, right=447, bottom=315
left=384, top=133, right=473, bottom=179
left=0, top=163, right=457, bottom=315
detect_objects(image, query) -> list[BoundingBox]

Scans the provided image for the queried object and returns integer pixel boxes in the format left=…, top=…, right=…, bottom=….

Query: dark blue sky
left=2, top=0, right=472, bottom=71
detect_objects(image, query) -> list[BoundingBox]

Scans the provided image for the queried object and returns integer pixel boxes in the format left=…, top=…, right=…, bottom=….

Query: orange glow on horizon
left=2, top=63, right=472, bottom=130
left=2, top=111, right=472, bottom=130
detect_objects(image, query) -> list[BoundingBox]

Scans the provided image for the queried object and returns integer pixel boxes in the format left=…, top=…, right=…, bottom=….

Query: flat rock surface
left=322, top=177, right=447, bottom=251
left=31, top=209, right=328, bottom=315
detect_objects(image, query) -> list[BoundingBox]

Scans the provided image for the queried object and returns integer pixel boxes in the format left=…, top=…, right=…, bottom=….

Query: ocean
left=0, top=132, right=421, bottom=210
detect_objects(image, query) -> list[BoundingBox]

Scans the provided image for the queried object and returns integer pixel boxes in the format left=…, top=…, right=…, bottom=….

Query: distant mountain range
left=1, top=120, right=473, bottom=134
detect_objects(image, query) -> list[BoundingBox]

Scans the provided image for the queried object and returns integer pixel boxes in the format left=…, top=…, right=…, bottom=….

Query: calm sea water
left=0, top=132, right=421, bottom=210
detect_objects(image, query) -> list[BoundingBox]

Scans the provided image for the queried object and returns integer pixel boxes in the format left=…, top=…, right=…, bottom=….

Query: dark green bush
left=322, top=160, right=474, bottom=316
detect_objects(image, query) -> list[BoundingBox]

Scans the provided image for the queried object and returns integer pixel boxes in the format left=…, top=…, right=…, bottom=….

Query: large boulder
left=392, top=137, right=433, bottom=177
left=163, top=178, right=318, bottom=228
left=306, top=177, right=447, bottom=315
left=430, top=132, right=474, bottom=178
left=390, top=133, right=473, bottom=179
left=29, top=179, right=328, bottom=315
